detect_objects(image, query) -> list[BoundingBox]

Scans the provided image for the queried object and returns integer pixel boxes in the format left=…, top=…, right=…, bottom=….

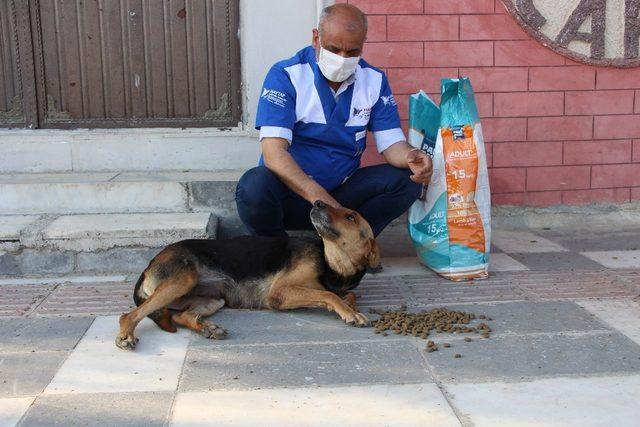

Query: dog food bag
left=407, top=78, right=491, bottom=281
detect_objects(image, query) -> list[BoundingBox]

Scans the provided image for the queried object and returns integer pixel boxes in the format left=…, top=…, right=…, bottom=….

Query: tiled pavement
left=0, top=227, right=639, bottom=426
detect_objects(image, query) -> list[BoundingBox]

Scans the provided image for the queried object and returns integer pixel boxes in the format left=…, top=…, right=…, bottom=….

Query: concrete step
left=0, top=212, right=218, bottom=276
left=41, top=213, right=217, bottom=250
left=0, top=128, right=260, bottom=173
left=0, top=171, right=243, bottom=218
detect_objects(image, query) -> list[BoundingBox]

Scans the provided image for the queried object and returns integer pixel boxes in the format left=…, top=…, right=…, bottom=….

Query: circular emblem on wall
left=501, top=0, right=640, bottom=67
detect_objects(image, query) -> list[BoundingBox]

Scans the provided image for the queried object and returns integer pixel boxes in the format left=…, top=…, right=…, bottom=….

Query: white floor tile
left=578, top=299, right=640, bottom=345
left=447, top=375, right=640, bottom=427
left=171, top=383, right=461, bottom=427
left=44, top=316, right=190, bottom=394
left=492, top=229, right=568, bottom=253
left=0, top=397, right=35, bottom=427
left=580, top=250, right=640, bottom=269
left=489, top=254, right=528, bottom=272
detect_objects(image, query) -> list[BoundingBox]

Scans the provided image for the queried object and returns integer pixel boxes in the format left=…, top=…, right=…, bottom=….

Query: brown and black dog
left=115, top=200, right=379, bottom=350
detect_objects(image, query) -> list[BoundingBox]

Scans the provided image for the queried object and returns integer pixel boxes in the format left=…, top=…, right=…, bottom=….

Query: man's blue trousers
left=235, top=164, right=421, bottom=237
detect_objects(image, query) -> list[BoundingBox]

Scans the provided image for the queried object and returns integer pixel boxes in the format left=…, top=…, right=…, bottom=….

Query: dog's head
left=310, top=200, right=380, bottom=276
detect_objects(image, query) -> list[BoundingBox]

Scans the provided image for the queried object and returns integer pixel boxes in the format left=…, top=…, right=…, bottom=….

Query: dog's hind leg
left=148, top=308, right=177, bottom=333
left=171, top=297, right=227, bottom=340
left=116, top=267, right=199, bottom=350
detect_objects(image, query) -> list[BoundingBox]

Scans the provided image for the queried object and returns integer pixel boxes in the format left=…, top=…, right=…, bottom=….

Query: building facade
left=1, top=0, right=639, bottom=208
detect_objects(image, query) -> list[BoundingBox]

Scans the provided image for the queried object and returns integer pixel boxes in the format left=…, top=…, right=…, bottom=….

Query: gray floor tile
left=180, top=340, right=431, bottom=391
left=19, top=392, right=173, bottom=427
left=188, top=309, right=376, bottom=347
left=436, top=301, right=610, bottom=336
left=0, top=317, right=93, bottom=353
left=190, top=302, right=609, bottom=353
left=492, top=229, right=568, bottom=253
left=509, top=252, right=605, bottom=271
left=535, top=230, right=640, bottom=252
left=376, top=221, right=415, bottom=258
left=490, top=244, right=503, bottom=254
left=0, top=352, right=68, bottom=397
left=426, top=332, right=640, bottom=382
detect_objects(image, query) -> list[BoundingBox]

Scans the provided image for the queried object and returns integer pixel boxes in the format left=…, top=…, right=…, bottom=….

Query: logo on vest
left=352, top=107, right=372, bottom=121
left=381, top=95, right=397, bottom=107
left=261, top=88, right=287, bottom=108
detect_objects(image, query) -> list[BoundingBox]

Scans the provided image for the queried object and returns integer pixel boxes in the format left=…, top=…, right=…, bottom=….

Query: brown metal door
left=0, top=0, right=39, bottom=128
left=2, top=0, right=241, bottom=129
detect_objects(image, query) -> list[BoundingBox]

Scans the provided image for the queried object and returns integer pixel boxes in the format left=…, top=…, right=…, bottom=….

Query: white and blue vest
left=255, top=46, right=405, bottom=191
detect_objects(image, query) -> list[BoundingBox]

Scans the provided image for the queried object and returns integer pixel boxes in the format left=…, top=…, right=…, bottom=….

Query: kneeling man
left=236, top=4, right=432, bottom=238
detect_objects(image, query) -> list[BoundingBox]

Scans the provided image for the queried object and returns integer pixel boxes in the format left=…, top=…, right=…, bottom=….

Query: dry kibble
left=454, top=354, right=462, bottom=358
left=371, top=306, right=494, bottom=356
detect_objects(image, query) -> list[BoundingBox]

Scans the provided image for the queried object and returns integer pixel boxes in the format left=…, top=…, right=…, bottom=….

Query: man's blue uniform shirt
left=255, top=45, right=405, bottom=191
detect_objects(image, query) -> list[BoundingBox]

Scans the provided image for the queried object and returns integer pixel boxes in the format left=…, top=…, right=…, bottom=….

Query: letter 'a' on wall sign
left=502, top=0, right=640, bottom=67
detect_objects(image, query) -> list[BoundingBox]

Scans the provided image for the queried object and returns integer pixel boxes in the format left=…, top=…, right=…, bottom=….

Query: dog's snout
left=314, top=200, right=325, bottom=209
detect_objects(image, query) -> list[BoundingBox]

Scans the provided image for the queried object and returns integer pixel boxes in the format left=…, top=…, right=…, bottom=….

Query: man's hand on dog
left=407, top=149, right=433, bottom=184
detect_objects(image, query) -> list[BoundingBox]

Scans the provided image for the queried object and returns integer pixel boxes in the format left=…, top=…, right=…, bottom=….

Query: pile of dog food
left=371, top=306, right=492, bottom=358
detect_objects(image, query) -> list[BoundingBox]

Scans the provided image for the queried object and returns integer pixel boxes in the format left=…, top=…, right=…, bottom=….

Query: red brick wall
left=349, top=0, right=640, bottom=207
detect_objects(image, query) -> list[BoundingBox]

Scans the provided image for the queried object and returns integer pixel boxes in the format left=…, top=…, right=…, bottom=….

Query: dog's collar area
left=320, top=264, right=366, bottom=293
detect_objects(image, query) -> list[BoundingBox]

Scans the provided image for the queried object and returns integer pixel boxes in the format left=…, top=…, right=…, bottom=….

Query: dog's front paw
left=344, top=311, right=370, bottom=328
left=115, top=334, right=139, bottom=350
left=199, top=320, right=228, bottom=340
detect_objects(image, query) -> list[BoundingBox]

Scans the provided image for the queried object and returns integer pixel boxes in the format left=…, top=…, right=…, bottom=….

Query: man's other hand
left=407, top=149, right=433, bottom=184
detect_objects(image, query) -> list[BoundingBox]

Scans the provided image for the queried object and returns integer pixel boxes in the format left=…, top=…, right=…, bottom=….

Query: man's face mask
left=317, top=41, right=360, bottom=83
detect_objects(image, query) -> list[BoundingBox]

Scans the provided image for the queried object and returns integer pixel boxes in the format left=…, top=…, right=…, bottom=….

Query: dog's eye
left=345, top=214, right=355, bottom=222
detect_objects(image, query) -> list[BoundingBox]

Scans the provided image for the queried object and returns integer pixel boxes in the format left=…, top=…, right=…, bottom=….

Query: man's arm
left=382, top=141, right=433, bottom=184
left=262, top=137, right=342, bottom=208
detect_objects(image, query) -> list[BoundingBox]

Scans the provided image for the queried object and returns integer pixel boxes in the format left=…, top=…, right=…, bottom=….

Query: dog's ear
left=367, top=238, right=381, bottom=268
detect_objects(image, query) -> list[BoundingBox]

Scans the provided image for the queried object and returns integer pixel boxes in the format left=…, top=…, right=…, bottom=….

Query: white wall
left=239, top=0, right=333, bottom=128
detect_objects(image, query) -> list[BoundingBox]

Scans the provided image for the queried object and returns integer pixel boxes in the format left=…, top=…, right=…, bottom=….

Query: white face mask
left=317, top=44, right=360, bottom=83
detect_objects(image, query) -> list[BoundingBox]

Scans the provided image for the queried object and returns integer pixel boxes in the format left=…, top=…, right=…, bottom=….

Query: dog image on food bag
left=115, top=201, right=379, bottom=350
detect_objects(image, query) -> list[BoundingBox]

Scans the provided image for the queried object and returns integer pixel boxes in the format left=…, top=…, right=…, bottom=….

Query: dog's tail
left=132, top=272, right=146, bottom=307
left=133, top=271, right=177, bottom=333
